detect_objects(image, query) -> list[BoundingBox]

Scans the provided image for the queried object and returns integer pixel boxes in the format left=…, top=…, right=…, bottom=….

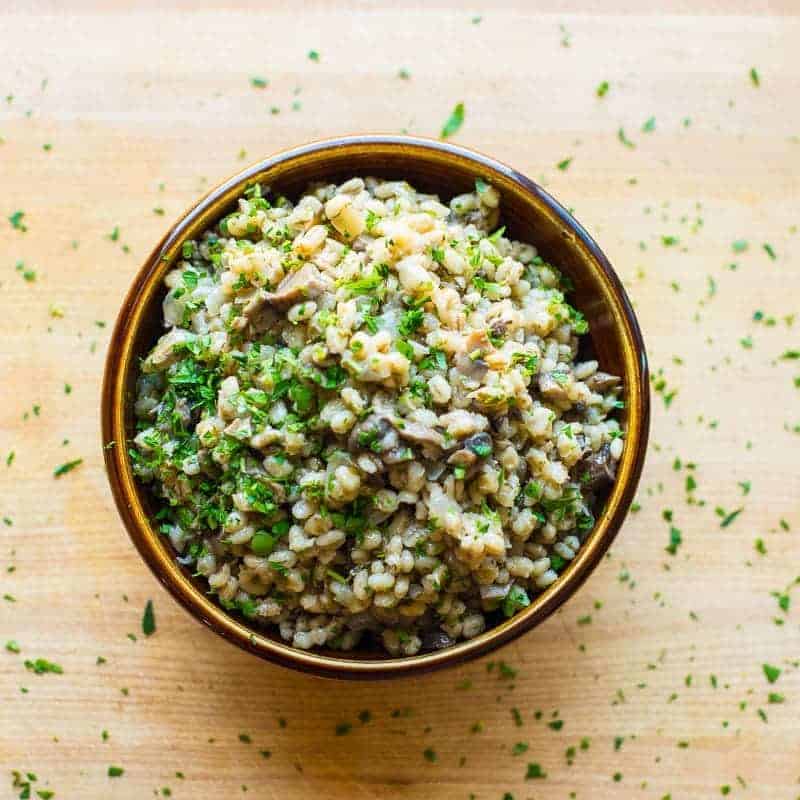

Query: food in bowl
left=130, top=175, right=624, bottom=656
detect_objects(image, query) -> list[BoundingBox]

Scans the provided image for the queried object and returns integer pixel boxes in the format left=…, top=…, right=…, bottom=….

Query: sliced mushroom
left=538, top=372, right=570, bottom=403
left=142, top=328, right=196, bottom=372
left=420, top=629, right=455, bottom=652
left=393, top=420, right=445, bottom=449
left=454, top=352, right=489, bottom=381
left=585, top=371, right=622, bottom=394
left=447, top=448, right=478, bottom=468
left=263, top=264, right=330, bottom=310
left=575, top=443, right=616, bottom=491
left=347, top=414, right=398, bottom=454
left=463, top=432, right=493, bottom=457
left=383, top=446, right=415, bottom=465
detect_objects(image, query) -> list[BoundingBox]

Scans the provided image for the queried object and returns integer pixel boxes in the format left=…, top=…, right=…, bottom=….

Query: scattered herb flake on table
left=53, top=458, right=82, bottom=478
left=763, top=663, right=781, bottom=683
left=642, top=116, right=656, bottom=133
left=750, top=67, right=760, bottom=87
left=617, top=128, right=635, bottom=148
left=8, top=210, right=27, bottom=231
left=142, top=599, right=156, bottom=636
left=250, top=76, right=268, bottom=89
left=556, top=157, right=573, bottom=171
left=24, top=658, right=63, bottom=675
left=596, top=80, right=609, bottom=97
left=440, top=102, right=465, bottom=139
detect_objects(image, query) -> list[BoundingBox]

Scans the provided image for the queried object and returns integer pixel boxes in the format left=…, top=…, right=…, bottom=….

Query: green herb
left=5, top=640, right=20, bottom=653
left=307, top=50, right=320, bottom=62
left=596, top=81, right=609, bottom=97
left=8, top=210, right=27, bottom=231
left=763, top=243, right=777, bottom=260
left=617, top=128, right=635, bottom=148
left=754, top=538, right=767, bottom=555
left=512, top=742, right=529, bottom=756
left=718, top=507, right=743, bottom=528
left=642, top=116, right=656, bottom=133
left=525, top=763, right=547, bottom=779
left=340, top=268, right=386, bottom=297
left=399, top=308, right=424, bottom=336
left=768, top=692, right=784, bottom=703
left=661, top=235, right=679, bottom=247
left=142, top=599, right=156, bottom=636
left=251, top=531, right=279, bottom=556
left=423, top=747, right=437, bottom=763
left=732, top=239, right=748, bottom=253
left=502, top=586, right=530, bottom=618
left=548, top=719, right=564, bottom=731
left=108, top=766, right=124, bottom=778
left=15, top=261, right=36, bottom=281
left=440, top=102, right=465, bottom=139
left=24, top=658, right=63, bottom=675
left=749, top=67, right=760, bottom=87
left=54, top=459, right=82, bottom=478
left=397, top=68, right=411, bottom=80
left=238, top=733, right=251, bottom=743
left=250, top=77, right=268, bottom=89
left=780, top=350, right=800, bottom=360
left=556, top=157, right=572, bottom=171
left=762, top=663, right=781, bottom=683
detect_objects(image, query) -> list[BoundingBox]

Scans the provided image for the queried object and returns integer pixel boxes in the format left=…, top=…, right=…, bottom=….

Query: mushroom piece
left=447, top=448, right=478, bottom=468
left=454, top=352, right=489, bottom=382
left=575, top=443, right=617, bottom=491
left=263, top=263, right=330, bottom=310
left=393, top=420, right=445, bottom=449
left=538, top=372, right=570, bottom=403
left=463, top=432, right=493, bottom=457
left=585, top=371, right=622, bottom=394
left=142, top=328, right=196, bottom=372
left=347, top=414, right=398, bottom=454
left=420, top=629, right=455, bottom=652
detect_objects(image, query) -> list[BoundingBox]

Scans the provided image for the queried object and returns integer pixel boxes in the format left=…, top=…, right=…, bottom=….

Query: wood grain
left=1, top=2, right=798, bottom=798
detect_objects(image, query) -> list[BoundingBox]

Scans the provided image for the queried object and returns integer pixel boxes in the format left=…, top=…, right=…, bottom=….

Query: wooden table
left=1, top=2, right=798, bottom=797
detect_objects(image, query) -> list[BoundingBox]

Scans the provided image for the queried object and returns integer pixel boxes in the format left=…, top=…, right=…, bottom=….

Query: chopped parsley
left=142, top=599, right=156, bottom=636
left=8, top=210, right=27, bottom=231
left=617, top=128, right=635, bottom=149
left=24, top=658, right=63, bottom=675
left=596, top=80, right=609, bottom=98
left=440, top=102, right=465, bottom=139
left=53, top=458, right=83, bottom=478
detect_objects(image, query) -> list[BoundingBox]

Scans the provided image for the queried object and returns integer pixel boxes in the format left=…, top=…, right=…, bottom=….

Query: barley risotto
left=131, top=176, right=624, bottom=656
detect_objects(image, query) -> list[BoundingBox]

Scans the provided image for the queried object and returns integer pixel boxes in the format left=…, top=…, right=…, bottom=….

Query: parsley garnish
left=53, top=459, right=83, bottom=478
left=440, top=102, right=465, bottom=139
left=142, top=599, right=156, bottom=636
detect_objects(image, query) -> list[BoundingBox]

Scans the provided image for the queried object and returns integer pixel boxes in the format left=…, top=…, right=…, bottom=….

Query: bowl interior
left=105, top=136, right=648, bottom=677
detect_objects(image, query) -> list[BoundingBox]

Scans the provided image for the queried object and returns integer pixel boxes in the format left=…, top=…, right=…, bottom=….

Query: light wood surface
left=1, top=2, right=798, bottom=797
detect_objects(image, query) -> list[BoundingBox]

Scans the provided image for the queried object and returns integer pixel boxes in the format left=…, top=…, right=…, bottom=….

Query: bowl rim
left=101, top=134, right=650, bottom=679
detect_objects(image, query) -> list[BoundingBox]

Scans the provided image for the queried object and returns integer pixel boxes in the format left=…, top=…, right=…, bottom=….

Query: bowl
left=102, top=134, right=649, bottom=679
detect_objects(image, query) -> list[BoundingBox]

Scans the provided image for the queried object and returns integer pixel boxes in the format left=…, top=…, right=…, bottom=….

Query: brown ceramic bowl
left=102, top=135, right=649, bottom=679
